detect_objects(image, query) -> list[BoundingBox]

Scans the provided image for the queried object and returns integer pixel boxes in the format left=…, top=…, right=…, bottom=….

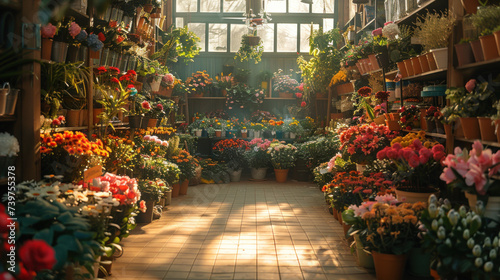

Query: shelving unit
left=403, top=68, right=448, bottom=82
left=395, top=0, right=448, bottom=26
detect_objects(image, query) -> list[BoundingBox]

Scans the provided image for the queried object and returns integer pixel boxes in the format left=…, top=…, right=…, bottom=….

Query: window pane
left=323, top=18, right=334, bottom=31
left=230, top=24, right=246, bottom=52
left=175, top=17, right=184, bottom=28
left=223, top=0, right=245, bottom=13
left=289, top=0, right=309, bottom=13
left=300, top=24, right=319, bottom=53
left=266, top=0, right=286, bottom=13
left=176, top=0, right=197, bottom=12
left=261, top=24, right=275, bottom=52
left=277, top=24, right=297, bottom=52
left=201, top=0, right=220, bottom=12
left=209, top=24, right=228, bottom=52
left=312, top=0, right=334, bottom=13
left=187, top=23, right=206, bottom=51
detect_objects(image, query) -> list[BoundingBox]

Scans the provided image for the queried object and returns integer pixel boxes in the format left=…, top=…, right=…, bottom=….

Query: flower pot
left=372, top=251, right=408, bottom=280
left=215, top=130, right=222, bottom=137
left=230, top=169, right=242, bottom=182
left=356, top=163, right=367, bottom=172
left=241, top=131, right=248, bottom=138
left=430, top=269, right=440, bottom=280
left=332, top=208, right=338, bottom=220
left=354, top=234, right=374, bottom=269
left=66, top=109, right=81, bottom=127
left=373, top=115, right=386, bottom=125
left=190, top=165, right=202, bottom=186
left=93, top=108, right=103, bottom=125
left=460, top=117, right=481, bottom=140
left=246, top=36, right=261, bottom=46
left=141, top=116, right=150, bottom=129
left=356, top=62, right=365, bottom=75
left=484, top=196, right=500, bottom=221
left=150, top=78, right=161, bottom=92
left=411, top=56, right=423, bottom=75
left=289, top=132, right=296, bottom=139
left=493, top=30, right=500, bottom=58
left=404, top=59, right=414, bottom=76
left=276, top=130, right=284, bottom=139
left=202, top=129, right=208, bottom=138
left=435, top=120, right=445, bottom=134
left=128, top=115, right=142, bottom=128
left=395, top=188, right=439, bottom=203
left=51, top=41, right=69, bottom=63
left=426, top=119, right=436, bottom=133
left=386, top=120, right=401, bottom=131
left=408, top=247, right=431, bottom=277
left=444, top=123, right=452, bottom=138
left=274, top=168, right=289, bottom=183
left=147, top=118, right=158, bottom=128
left=136, top=199, right=155, bottom=223
left=251, top=168, right=267, bottom=180
left=480, top=34, right=499, bottom=61
left=376, top=46, right=391, bottom=69
left=66, top=45, right=80, bottom=63
left=397, top=61, right=409, bottom=78
left=194, top=129, right=202, bottom=137
left=41, top=38, right=52, bottom=60
left=179, top=179, right=189, bottom=195
left=465, top=192, right=477, bottom=212
left=419, top=55, right=430, bottom=72
left=253, top=131, right=261, bottom=138
left=80, top=109, right=88, bottom=126
left=462, top=0, right=478, bottom=14
left=191, top=92, right=204, bottom=97
left=454, top=42, right=475, bottom=66
left=89, top=49, right=101, bottom=60
left=164, top=189, right=172, bottom=206
left=478, top=117, right=497, bottom=142
left=172, top=182, right=181, bottom=197
left=431, top=48, right=448, bottom=69
left=426, top=52, right=438, bottom=70
left=495, top=120, right=500, bottom=143
left=470, top=40, right=485, bottom=62
left=368, top=54, right=379, bottom=71
left=342, top=223, right=351, bottom=238
left=279, top=92, right=294, bottom=98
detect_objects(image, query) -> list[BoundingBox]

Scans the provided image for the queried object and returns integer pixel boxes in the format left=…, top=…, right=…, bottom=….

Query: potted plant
left=0, top=132, right=19, bottom=179
left=471, top=6, right=500, bottom=60
left=215, top=72, right=233, bottom=96
left=170, top=150, right=199, bottom=195
left=455, top=38, right=475, bottom=66
left=272, top=70, right=299, bottom=98
left=225, top=84, right=265, bottom=119
left=398, top=105, right=421, bottom=130
left=41, top=23, right=57, bottom=60
left=244, top=138, right=271, bottom=180
left=186, top=70, right=213, bottom=97
left=268, top=143, right=297, bottom=183
left=213, top=139, right=249, bottom=182
left=257, top=70, right=272, bottom=93
left=158, top=73, right=175, bottom=97
left=136, top=179, right=163, bottom=223
left=413, top=10, right=456, bottom=69
left=235, top=34, right=264, bottom=64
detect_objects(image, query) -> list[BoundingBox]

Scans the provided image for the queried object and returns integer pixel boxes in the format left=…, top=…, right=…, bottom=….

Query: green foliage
left=139, top=155, right=181, bottom=185
left=414, top=10, right=456, bottom=52
left=471, top=6, right=500, bottom=36
left=234, top=35, right=264, bottom=64
left=313, top=162, right=334, bottom=188
left=138, top=180, right=164, bottom=202
left=296, top=135, right=340, bottom=170
left=136, top=57, right=168, bottom=77
left=199, top=158, right=230, bottom=183
left=153, top=26, right=201, bottom=66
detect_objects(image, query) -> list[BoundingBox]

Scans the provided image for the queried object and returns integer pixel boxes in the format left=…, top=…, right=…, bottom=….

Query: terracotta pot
left=480, top=34, right=499, bottom=60
left=143, top=3, right=153, bottom=13
left=426, top=52, right=438, bottom=70
left=141, top=117, right=150, bottom=129
left=435, top=120, right=445, bottom=134
left=215, top=130, right=222, bottom=137
left=241, top=132, right=248, bottom=138
left=66, top=45, right=80, bottom=62
left=495, top=120, right=500, bottom=143
left=404, top=59, right=414, bottom=76
left=147, top=118, right=158, bottom=127
left=342, top=223, right=351, bottom=238
left=93, top=108, right=103, bottom=124
left=128, top=115, right=142, bottom=128
left=395, top=188, right=439, bottom=204
left=41, top=38, right=53, bottom=60
left=454, top=119, right=465, bottom=138
left=274, top=168, right=289, bottom=183
left=420, top=109, right=427, bottom=130
left=454, top=42, right=475, bottom=66
left=397, top=61, right=409, bottom=78
left=80, top=109, right=88, bottom=126
left=444, top=123, right=452, bottom=138
left=279, top=92, right=294, bottom=98
left=332, top=208, right=338, bottom=220
left=411, top=56, right=423, bottom=75
left=172, top=182, right=180, bottom=197
left=179, top=179, right=189, bottom=195
left=460, top=117, right=481, bottom=140
left=431, top=48, right=448, bottom=69
left=419, top=55, right=430, bottom=72
left=470, top=40, right=485, bottom=62
left=386, top=120, right=401, bottom=131
left=368, top=54, right=379, bottom=71
left=478, top=117, right=497, bottom=142
left=136, top=199, right=155, bottom=223
left=372, top=251, right=408, bottom=280
left=221, top=89, right=228, bottom=96
left=356, top=62, right=365, bottom=75
left=465, top=192, right=477, bottom=212
left=494, top=30, right=500, bottom=59
left=66, top=109, right=81, bottom=127
left=462, top=0, right=478, bottom=14
left=246, top=36, right=261, bottom=46
left=430, top=268, right=440, bottom=280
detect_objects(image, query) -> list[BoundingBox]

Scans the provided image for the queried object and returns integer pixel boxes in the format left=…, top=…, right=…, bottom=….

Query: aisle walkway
left=109, top=181, right=375, bottom=280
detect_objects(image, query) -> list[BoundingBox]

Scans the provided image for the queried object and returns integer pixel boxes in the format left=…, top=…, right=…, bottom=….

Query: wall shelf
left=456, top=57, right=500, bottom=72
left=455, top=137, right=500, bottom=148
left=357, top=18, right=376, bottom=35
left=395, top=0, right=447, bottom=26
left=0, top=115, right=16, bottom=122
left=403, top=68, right=447, bottom=82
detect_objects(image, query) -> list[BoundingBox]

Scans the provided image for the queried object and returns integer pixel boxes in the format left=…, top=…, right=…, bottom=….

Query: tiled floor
left=109, top=180, right=375, bottom=280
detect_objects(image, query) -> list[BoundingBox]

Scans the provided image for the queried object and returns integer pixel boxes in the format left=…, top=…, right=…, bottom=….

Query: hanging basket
left=246, top=36, right=261, bottom=46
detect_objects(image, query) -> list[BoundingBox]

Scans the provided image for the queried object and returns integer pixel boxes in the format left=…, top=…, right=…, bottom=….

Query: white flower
left=0, top=132, right=19, bottom=156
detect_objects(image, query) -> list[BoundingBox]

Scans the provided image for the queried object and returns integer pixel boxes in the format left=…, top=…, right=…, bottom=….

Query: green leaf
left=51, top=223, right=66, bottom=232
left=57, top=235, right=83, bottom=253
left=57, top=211, right=73, bottom=224
left=53, top=244, right=68, bottom=270
left=34, top=228, right=54, bottom=245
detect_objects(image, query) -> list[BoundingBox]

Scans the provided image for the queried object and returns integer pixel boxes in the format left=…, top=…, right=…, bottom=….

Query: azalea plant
left=440, top=140, right=500, bottom=197
left=244, top=138, right=272, bottom=169
left=273, top=73, right=299, bottom=93
left=225, top=84, right=265, bottom=112
left=267, top=143, right=297, bottom=169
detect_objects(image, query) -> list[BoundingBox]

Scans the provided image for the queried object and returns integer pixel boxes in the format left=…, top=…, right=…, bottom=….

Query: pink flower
left=465, top=164, right=487, bottom=195
left=301, top=101, right=307, bottom=107
left=433, top=151, right=446, bottom=162
left=471, top=140, right=483, bottom=157
left=384, top=21, right=394, bottom=26
left=156, top=103, right=164, bottom=110
left=162, top=73, right=175, bottom=86
left=372, top=27, right=383, bottom=37
left=228, top=107, right=232, bottom=109
left=144, top=135, right=151, bottom=141
left=161, top=141, right=169, bottom=147
left=295, top=92, right=303, bottom=98
left=41, top=23, right=57, bottom=38
left=139, top=200, right=147, bottom=212
left=68, top=22, right=81, bottom=39
left=298, top=83, right=304, bottom=91
left=408, top=154, right=420, bottom=168
left=155, top=139, right=162, bottom=144
left=465, top=79, right=477, bottom=93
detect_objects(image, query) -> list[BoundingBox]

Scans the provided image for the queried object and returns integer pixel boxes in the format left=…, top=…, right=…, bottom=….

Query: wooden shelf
left=41, top=126, right=88, bottom=133
left=0, top=115, right=16, bottom=122
left=267, top=98, right=298, bottom=100
left=357, top=18, right=376, bottom=35
left=386, top=70, right=399, bottom=79
left=403, top=68, right=447, bottom=82
left=362, top=68, right=383, bottom=77
left=455, top=137, right=500, bottom=148
left=456, top=57, right=500, bottom=71
left=0, top=0, right=20, bottom=10
left=395, top=0, right=448, bottom=26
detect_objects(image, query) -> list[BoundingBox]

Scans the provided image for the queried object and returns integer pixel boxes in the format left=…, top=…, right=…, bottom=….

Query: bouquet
left=93, top=173, right=143, bottom=207
left=338, top=123, right=396, bottom=164
left=212, top=139, right=249, bottom=170
left=267, top=143, right=297, bottom=169
left=215, top=72, right=233, bottom=90
left=244, top=138, right=272, bottom=169
left=440, top=140, right=500, bottom=196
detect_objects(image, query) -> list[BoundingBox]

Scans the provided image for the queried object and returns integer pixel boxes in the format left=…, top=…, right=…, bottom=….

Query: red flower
left=375, top=91, right=390, bottom=101
left=19, top=240, right=57, bottom=272
left=51, top=119, right=61, bottom=126
left=127, top=70, right=137, bottom=76
left=301, top=101, right=307, bottom=107
left=97, top=66, right=107, bottom=72
left=357, top=86, right=372, bottom=97
left=58, top=116, right=65, bottom=122
left=111, top=77, right=120, bottom=83
left=109, top=66, right=120, bottom=72
left=119, top=74, right=130, bottom=81
left=139, top=200, right=147, bottom=212
left=156, top=104, right=163, bottom=110
left=141, top=101, right=151, bottom=110
left=116, top=35, right=124, bottom=43
left=127, top=191, right=136, bottom=199
left=127, top=84, right=135, bottom=89
left=98, top=32, right=106, bottom=42
left=109, top=20, right=117, bottom=28
left=295, top=92, right=303, bottom=99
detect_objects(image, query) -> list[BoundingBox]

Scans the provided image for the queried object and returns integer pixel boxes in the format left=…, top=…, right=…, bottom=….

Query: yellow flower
left=403, top=215, right=418, bottom=224
left=391, top=215, right=403, bottom=224
left=376, top=227, right=385, bottom=235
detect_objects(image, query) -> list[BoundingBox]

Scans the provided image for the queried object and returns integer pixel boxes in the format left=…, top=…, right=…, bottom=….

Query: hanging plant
left=234, top=34, right=264, bottom=64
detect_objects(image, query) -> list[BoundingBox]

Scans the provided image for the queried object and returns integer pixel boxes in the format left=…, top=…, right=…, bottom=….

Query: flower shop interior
left=4, top=0, right=500, bottom=279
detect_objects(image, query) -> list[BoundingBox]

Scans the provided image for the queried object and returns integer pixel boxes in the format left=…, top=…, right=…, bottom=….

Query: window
left=175, top=17, right=184, bottom=28
left=323, top=18, right=334, bottom=31
left=261, top=24, right=275, bottom=52
left=223, top=0, right=246, bottom=13
left=176, top=0, right=197, bottom=13
left=209, top=24, right=228, bottom=52
left=312, top=0, right=334, bottom=13
left=289, top=0, right=309, bottom=13
left=230, top=24, right=247, bottom=52
left=187, top=23, right=206, bottom=51
left=300, top=24, right=319, bottom=53
left=201, top=0, right=220, bottom=12
left=265, top=0, right=286, bottom=13
left=277, top=24, right=297, bottom=52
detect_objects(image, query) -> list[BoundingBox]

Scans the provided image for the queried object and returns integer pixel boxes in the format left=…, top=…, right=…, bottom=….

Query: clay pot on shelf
left=411, top=56, right=423, bottom=75
left=493, top=29, right=500, bottom=58
left=418, top=55, right=430, bottom=72
left=461, top=0, right=479, bottom=14
left=41, top=38, right=53, bottom=60
left=404, top=59, right=414, bottom=76
left=479, top=34, right=499, bottom=61
left=478, top=117, right=497, bottom=142
left=426, top=52, right=438, bottom=70
left=431, top=48, right=448, bottom=69
left=460, top=117, right=481, bottom=140
left=454, top=42, right=475, bottom=66
left=470, top=39, right=485, bottom=62
left=397, top=61, right=409, bottom=78
left=274, top=169, right=289, bottom=183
